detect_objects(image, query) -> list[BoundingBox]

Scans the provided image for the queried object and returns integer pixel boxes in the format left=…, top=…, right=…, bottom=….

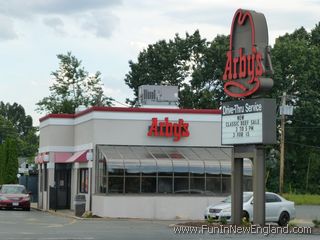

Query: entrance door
left=55, top=164, right=72, bottom=209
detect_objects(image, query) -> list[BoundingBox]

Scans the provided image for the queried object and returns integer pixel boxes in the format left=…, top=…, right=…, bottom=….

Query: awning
left=54, top=152, right=72, bottom=163
left=34, top=153, right=45, bottom=164
left=97, top=145, right=234, bottom=175
left=65, top=150, right=89, bottom=163
left=34, top=154, right=42, bottom=164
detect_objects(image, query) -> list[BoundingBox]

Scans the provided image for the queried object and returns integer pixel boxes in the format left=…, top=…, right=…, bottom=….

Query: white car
left=204, top=192, right=295, bottom=226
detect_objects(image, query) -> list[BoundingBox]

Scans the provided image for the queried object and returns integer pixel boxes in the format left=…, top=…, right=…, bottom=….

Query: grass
left=282, top=193, right=320, bottom=205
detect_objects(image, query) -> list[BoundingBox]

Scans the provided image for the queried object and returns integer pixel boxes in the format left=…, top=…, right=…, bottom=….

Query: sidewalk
left=31, top=202, right=86, bottom=220
left=30, top=202, right=317, bottom=227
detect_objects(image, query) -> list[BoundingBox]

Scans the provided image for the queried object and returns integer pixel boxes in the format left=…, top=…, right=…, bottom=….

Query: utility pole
left=279, top=92, right=286, bottom=194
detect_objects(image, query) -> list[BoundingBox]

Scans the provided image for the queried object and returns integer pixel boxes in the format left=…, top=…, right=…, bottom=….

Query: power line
left=285, top=141, right=320, bottom=150
left=113, top=99, right=130, bottom=107
left=286, top=127, right=320, bottom=129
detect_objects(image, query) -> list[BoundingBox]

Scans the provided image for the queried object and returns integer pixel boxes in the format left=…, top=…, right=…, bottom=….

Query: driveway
left=0, top=208, right=318, bottom=240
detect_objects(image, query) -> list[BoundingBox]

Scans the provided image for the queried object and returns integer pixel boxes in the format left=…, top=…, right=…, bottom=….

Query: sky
left=0, top=0, right=319, bottom=126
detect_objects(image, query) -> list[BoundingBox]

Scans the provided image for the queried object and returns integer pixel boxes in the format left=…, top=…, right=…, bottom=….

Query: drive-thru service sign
left=222, top=98, right=276, bottom=145
left=221, top=9, right=276, bottom=146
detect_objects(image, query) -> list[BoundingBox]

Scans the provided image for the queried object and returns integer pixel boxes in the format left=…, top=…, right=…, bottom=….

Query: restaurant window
left=205, top=160, right=221, bottom=194
left=141, top=159, right=157, bottom=193
left=108, top=159, right=124, bottom=193
left=44, top=163, right=48, bottom=191
left=79, top=168, right=89, bottom=193
left=157, top=159, right=173, bottom=193
left=189, top=160, right=205, bottom=194
left=96, top=146, right=248, bottom=196
left=124, top=159, right=140, bottom=193
left=173, top=159, right=189, bottom=193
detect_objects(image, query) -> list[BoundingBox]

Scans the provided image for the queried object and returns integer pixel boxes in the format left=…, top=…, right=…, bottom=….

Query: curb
left=31, top=205, right=112, bottom=221
left=31, top=205, right=82, bottom=220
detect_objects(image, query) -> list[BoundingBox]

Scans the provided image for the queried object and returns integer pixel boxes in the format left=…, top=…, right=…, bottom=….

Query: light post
left=279, top=92, right=293, bottom=194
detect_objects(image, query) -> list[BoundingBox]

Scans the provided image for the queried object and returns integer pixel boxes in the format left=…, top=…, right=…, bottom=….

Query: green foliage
left=282, top=194, right=320, bottom=205
left=125, top=24, right=320, bottom=194
left=0, top=115, right=17, bottom=144
left=241, top=217, right=251, bottom=227
left=0, top=138, right=19, bottom=184
left=206, top=216, right=215, bottom=224
left=288, top=222, right=298, bottom=228
left=0, top=145, right=5, bottom=184
left=312, top=219, right=320, bottom=228
left=265, top=23, right=320, bottom=194
left=0, top=102, right=38, bottom=158
left=36, top=52, right=114, bottom=114
left=124, top=30, right=229, bottom=108
left=219, top=217, right=227, bottom=225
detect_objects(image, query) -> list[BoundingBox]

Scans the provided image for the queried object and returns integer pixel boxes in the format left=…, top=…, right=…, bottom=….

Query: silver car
left=204, top=192, right=295, bottom=226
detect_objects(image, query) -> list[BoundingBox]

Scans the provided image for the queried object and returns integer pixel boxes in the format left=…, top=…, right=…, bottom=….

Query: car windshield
left=222, top=193, right=253, bottom=203
left=0, top=185, right=26, bottom=194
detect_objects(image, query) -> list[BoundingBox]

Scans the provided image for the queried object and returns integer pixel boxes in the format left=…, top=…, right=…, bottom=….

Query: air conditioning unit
left=138, top=85, right=178, bottom=107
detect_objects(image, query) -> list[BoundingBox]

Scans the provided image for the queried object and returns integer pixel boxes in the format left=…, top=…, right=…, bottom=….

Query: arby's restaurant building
left=35, top=85, right=252, bottom=220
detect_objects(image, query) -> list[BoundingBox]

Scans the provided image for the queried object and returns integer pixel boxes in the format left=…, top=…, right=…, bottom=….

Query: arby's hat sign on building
left=223, top=9, right=274, bottom=98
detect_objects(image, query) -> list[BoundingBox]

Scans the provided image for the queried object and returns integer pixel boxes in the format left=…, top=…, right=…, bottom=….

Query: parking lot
left=0, top=206, right=319, bottom=240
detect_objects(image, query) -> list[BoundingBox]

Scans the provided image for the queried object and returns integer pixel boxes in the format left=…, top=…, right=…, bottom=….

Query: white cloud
left=0, top=0, right=319, bottom=126
left=43, top=17, right=65, bottom=35
left=0, top=15, right=18, bottom=40
left=0, top=0, right=121, bottom=17
left=0, top=1, right=122, bottom=39
left=80, top=11, right=119, bottom=38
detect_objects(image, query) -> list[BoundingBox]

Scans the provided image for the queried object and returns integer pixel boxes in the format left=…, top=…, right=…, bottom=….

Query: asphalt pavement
left=0, top=206, right=319, bottom=240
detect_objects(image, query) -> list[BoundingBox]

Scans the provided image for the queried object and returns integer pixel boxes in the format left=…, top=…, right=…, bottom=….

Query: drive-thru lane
left=0, top=208, right=318, bottom=240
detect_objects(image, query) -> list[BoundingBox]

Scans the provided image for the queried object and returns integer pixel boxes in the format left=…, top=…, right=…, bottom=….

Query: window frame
left=79, top=168, right=89, bottom=194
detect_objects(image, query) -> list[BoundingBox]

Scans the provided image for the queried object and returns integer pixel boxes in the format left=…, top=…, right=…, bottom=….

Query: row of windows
left=96, top=146, right=252, bottom=195
left=98, top=175, right=252, bottom=194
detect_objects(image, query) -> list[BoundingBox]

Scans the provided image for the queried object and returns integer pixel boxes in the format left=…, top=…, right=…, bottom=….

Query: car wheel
left=242, top=211, right=249, bottom=222
left=278, top=211, right=290, bottom=226
left=24, top=207, right=30, bottom=211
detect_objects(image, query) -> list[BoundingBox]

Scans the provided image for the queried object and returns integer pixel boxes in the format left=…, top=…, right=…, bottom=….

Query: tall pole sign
left=222, top=9, right=274, bottom=98
left=221, top=9, right=276, bottom=226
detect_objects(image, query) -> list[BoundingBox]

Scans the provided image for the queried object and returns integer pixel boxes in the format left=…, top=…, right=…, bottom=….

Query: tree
left=0, top=102, right=38, bottom=158
left=36, top=52, right=114, bottom=114
left=265, top=23, right=320, bottom=194
left=3, top=138, right=18, bottom=184
left=0, top=144, right=4, bottom=184
left=125, top=24, right=320, bottom=194
left=124, top=30, right=229, bottom=109
left=0, top=115, right=17, bottom=145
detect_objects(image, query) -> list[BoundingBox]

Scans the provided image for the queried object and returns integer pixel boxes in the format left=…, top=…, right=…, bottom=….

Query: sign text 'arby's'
left=147, top=117, right=190, bottom=142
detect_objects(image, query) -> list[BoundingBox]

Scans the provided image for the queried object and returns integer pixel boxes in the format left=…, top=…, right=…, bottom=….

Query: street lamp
left=279, top=92, right=293, bottom=194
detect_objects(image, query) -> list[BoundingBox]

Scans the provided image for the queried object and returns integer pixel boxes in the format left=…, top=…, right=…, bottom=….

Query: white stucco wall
left=92, top=195, right=225, bottom=220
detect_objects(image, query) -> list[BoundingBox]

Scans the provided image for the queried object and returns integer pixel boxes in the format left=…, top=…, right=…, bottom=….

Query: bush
left=206, top=216, right=214, bottom=224
left=219, top=217, right=227, bottom=225
left=241, top=217, right=251, bottom=227
left=312, top=219, right=320, bottom=228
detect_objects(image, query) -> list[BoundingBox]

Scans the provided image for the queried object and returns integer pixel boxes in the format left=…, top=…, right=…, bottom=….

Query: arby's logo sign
left=147, top=117, right=190, bottom=142
left=223, top=9, right=274, bottom=98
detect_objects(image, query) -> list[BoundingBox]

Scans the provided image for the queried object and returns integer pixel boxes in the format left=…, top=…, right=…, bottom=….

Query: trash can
left=74, top=195, right=86, bottom=217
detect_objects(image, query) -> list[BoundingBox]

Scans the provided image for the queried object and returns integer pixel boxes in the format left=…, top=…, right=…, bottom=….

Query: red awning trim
left=66, top=150, right=89, bottom=163
left=54, top=152, right=72, bottom=163
left=34, top=154, right=41, bottom=164
left=35, top=153, right=47, bottom=164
